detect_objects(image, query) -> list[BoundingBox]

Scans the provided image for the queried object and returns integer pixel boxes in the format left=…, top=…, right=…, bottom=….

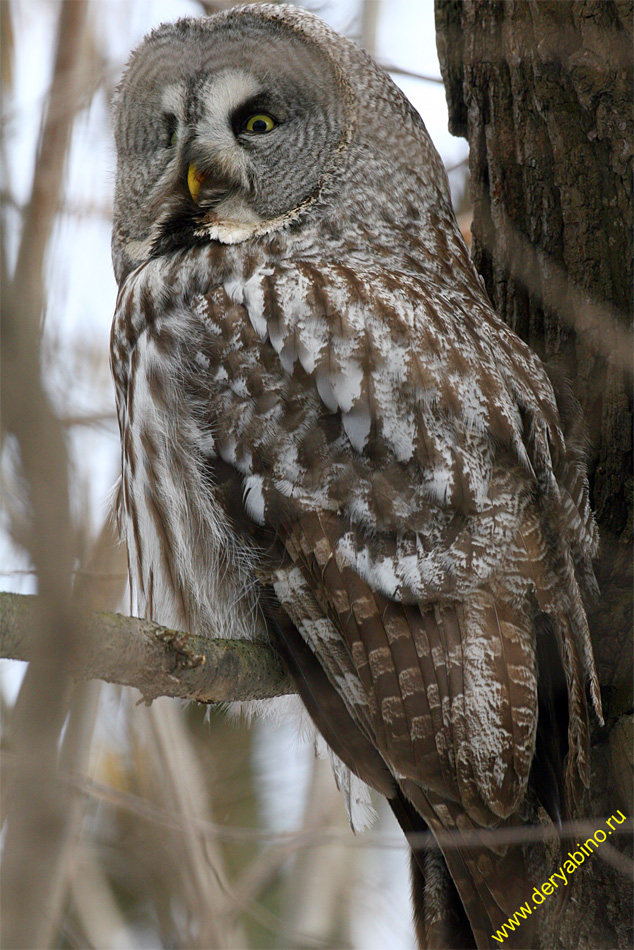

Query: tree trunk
left=434, top=1, right=633, bottom=946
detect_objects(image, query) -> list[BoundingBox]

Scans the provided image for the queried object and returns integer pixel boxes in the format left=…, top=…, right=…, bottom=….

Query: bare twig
left=3, top=750, right=631, bottom=879
left=282, top=756, right=357, bottom=947
left=61, top=410, right=117, bottom=429
left=69, top=843, right=136, bottom=950
left=445, top=155, right=469, bottom=174
left=360, top=0, right=380, bottom=56
left=379, top=62, right=444, bottom=84
left=141, top=698, right=246, bottom=948
left=9, top=7, right=88, bottom=332
left=39, top=516, right=128, bottom=945
left=482, top=204, right=633, bottom=375
left=1, top=591, right=294, bottom=703
left=0, top=189, right=113, bottom=221
left=0, top=569, right=127, bottom=579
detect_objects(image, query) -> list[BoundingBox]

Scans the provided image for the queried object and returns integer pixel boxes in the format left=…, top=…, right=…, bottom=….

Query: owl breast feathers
left=111, top=6, right=601, bottom=948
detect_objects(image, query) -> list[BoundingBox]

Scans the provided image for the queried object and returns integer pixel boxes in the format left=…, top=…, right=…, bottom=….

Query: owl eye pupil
left=242, top=113, right=276, bottom=134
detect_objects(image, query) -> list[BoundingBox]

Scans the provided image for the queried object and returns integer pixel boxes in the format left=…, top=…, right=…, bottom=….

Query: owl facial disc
left=111, top=16, right=347, bottom=278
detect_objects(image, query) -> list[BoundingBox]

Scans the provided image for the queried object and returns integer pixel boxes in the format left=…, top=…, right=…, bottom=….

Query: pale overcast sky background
left=1, top=4, right=469, bottom=946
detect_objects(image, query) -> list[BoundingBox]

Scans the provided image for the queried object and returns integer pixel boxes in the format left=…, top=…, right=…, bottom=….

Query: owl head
left=111, top=4, right=454, bottom=283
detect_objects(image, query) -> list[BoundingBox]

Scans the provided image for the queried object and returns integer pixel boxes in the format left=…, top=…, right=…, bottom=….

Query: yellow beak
left=188, top=164, right=206, bottom=202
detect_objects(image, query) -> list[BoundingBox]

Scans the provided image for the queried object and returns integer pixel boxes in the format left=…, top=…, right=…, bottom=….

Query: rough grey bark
left=435, top=2, right=633, bottom=946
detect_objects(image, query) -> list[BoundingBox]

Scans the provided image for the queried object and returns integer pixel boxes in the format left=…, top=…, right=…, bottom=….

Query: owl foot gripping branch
left=491, top=811, right=629, bottom=945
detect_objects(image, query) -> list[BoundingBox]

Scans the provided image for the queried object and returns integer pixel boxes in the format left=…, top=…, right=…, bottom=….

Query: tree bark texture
left=435, top=2, right=632, bottom=946
left=1, top=592, right=293, bottom=704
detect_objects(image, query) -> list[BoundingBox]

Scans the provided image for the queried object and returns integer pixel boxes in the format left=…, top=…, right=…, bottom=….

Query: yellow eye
left=169, top=129, right=178, bottom=147
left=244, top=114, right=276, bottom=133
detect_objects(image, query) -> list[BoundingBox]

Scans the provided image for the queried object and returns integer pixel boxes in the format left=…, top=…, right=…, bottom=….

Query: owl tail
left=390, top=790, right=476, bottom=948
left=391, top=784, right=541, bottom=950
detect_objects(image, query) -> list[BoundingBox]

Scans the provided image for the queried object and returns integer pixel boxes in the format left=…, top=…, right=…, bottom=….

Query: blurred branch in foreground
left=2, top=745, right=632, bottom=876
left=1, top=591, right=294, bottom=703
left=1, top=2, right=91, bottom=946
left=379, top=62, right=444, bottom=83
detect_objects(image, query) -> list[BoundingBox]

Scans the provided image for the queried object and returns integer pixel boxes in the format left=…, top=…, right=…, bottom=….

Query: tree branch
left=0, top=592, right=295, bottom=704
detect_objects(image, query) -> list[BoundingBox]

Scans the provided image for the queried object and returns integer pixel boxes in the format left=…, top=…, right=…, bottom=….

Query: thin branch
left=484, top=204, right=633, bottom=375
left=61, top=410, right=117, bottom=428
left=3, top=749, right=631, bottom=879
left=0, top=190, right=113, bottom=221
left=40, top=516, right=128, bottom=944
left=379, top=62, right=444, bottom=84
left=137, top=698, right=244, bottom=948
left=0, top=569, right=127, bottom=579
left=10, top=9, right=88, bottom=331
left=0, top=591, right=294, bottom=703
left=445, top=155, right=469, bottom=174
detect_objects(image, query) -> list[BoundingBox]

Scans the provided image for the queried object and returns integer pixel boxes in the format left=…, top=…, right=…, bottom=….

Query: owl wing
left=272, top=509, right=546, bottom=948
left=177, top=254, right=599, bottom=944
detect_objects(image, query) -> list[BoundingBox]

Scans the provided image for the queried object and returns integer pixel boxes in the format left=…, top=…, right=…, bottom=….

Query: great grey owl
left=110, top=5, right=602, bottom=947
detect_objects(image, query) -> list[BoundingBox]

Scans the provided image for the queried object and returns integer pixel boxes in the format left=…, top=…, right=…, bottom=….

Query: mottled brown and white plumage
left=110, top=6, right=601, bottom=947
